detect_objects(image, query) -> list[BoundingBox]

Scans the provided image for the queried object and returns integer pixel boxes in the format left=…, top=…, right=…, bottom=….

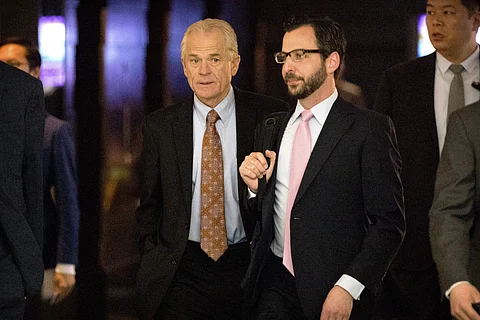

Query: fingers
left=52, top=273, right=76, bottom=304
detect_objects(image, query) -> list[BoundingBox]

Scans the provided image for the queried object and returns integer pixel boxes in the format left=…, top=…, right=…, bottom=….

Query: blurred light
left=417, top=14, right=480, bottom=57
left=38, top=16, right=66, bottom=87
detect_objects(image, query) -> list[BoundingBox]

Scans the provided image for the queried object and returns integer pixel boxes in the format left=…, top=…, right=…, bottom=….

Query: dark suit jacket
left=374, top=53, right=440, bottom=270
left=135, top=87, right=289, bottom=320
left=243, top=97, right=405, bottom=319
left=0, top=62, right=45, bottom=298
left=42, top=114, right=79, bottom=269
left=429, top=102, right=480, bottom=294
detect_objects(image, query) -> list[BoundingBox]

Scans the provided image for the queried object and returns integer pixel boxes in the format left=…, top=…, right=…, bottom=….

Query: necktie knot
left=449, top=64, right=464, bottom=75
left=206, top=109, right=220, bottom=125
left=301, top=110, right=313, bottom=122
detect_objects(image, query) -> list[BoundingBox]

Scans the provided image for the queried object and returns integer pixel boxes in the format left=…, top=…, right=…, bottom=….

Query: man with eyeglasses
left=239, top=15, right=405, bottom=320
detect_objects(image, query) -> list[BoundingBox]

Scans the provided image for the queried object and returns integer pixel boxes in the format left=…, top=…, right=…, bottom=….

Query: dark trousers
left=372, top=267, right=451, bottom=320
left=156, top=241, right=250, bottom=320
left=254, top=251, right=373, bottom=320
left=254, top=251, right=308, bottom=320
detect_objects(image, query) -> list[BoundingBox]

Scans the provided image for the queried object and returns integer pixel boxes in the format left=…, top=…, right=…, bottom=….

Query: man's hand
left=450, top=283, right=480, bottom=320
left=239, top=150, right=276, bottom=193
left=51, top=272, right=76, bottom=304
left=320, top=286, right=353, bottom=320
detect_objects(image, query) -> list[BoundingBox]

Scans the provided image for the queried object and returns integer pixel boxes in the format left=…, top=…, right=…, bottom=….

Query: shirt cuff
left=335, top=274, right=365, bottom=300
left=445, top=281, right=471, bottom=299
left=55, top=263, right=76, bottom=275
left=248, top=188, right=257, bottom=199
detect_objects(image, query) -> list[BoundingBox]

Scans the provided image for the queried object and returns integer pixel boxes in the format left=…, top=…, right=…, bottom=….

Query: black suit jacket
left=0, top=62, right=45, bottom=298
left=243, top=97, right=405, bottom=319
left=135, top=87, right=289, bottom=320
left=374, top=53, right=440, bottom=270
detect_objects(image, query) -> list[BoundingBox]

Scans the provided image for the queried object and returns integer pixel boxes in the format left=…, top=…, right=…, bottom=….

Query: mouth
left=198, top=81, right=215, bottom=86
left=430, top=32, right=444, bottom=41
left=284, top=74, right=303, bottom=86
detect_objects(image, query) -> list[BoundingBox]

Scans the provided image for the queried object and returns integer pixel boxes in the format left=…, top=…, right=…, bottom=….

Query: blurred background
left=0, top=0, right=438, bottom=319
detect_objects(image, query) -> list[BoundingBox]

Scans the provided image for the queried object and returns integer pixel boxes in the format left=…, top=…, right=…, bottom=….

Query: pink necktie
left=283, top=110, right=313, bottom=275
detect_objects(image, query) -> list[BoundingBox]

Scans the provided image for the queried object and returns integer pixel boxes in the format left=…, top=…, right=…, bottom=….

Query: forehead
left=427, top=0, right=465, bottom=9
left=185, top=29, right=226, bottom=55
left=282, top=25, right=318, bottom=51
left=0, top=44, right=28, bottom=61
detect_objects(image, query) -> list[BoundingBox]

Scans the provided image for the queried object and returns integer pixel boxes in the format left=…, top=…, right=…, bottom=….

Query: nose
left=199, top=60, right=210, bottom=75
left=282, top=55, right=295, bottom=74
left=428, top=14, right=443, bottom=27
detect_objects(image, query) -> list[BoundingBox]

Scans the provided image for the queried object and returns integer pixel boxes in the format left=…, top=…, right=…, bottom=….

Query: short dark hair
left=283, top=15, right=346, bottom=78
left=0, top=37, right=41, bottom=70
left=461, top=0, right=480, bottom=15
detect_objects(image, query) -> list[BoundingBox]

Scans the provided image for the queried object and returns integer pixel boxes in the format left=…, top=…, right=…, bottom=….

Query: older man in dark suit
left=240, top=15, right=405, bottom=320
left=0, top=61, right=44, bottom=319
left=373, top=0, right=480, bottom=318
left=430, top=102, right=480, bottom=320
left=135, top=18, right=288, bottom=320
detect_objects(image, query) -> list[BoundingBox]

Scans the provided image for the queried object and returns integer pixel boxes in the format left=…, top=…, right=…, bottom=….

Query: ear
left=230, top=54, right=241, bottom=76
left=473, top=10, right=480, bottom=31
left=30, top=66, right=40, bottom=79
left=325, top=51, right=340, bottom=76
left=181, top=58, right=188, bottom=77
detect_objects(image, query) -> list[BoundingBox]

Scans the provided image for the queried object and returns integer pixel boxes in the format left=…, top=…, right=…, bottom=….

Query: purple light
left=38, top=16, right=66, bottom=87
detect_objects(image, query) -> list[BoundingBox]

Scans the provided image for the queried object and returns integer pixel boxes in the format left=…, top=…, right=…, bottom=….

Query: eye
left=426, top=10, right=433, bottom=15
left=212, top=57, right=220, bottom=63
left=190, top=58, right=200, bottom=64
left=292, top=50, right=305, bottom=61
left=444, top=10, right=454, bottom=15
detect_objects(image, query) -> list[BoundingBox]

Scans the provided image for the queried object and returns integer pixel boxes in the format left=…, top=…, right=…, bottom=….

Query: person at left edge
left=0, top=61, right=45, bottom=319
left=135, top=18, right=289, bottom=320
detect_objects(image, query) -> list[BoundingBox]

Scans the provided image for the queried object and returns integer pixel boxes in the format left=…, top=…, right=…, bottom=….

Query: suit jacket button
left=171, top=258, right=177, bottom=265
left=184, top=223, right=189, bottom=230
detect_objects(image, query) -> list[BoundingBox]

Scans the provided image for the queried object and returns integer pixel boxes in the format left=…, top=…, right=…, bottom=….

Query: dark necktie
left=200, top=109, right=227, bottom=261
left=448, top=64, right=465, bottom=118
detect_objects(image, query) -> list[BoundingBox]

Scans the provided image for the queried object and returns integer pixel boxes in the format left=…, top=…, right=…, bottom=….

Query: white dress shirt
left=434, top=47, right=479, bottom=152
left=189, top=86, right=247, bottom=244
left=269, top=89, right=365, bottom=300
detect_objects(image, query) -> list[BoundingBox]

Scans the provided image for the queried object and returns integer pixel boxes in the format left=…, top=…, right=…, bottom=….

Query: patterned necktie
left=283, top=110, right=313, bottom=275
left=448, top=64, right=465, bottom=118
left=200, top=109, right=227, bottom=261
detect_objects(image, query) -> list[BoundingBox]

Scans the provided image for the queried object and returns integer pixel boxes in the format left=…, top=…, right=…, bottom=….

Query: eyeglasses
left=274, top=49, right=324, bottom=64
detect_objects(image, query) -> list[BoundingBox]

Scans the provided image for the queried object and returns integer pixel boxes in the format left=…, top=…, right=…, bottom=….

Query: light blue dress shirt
left=189, top=86, right=247, bottom=245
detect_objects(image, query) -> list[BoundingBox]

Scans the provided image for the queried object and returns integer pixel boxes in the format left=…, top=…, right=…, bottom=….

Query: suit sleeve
left=347, top=114, right=405, bottom=294
left=23, top=79, right=45, bottom=253
left=429, top=111, right=476, bottom=293
left=135, top=118, right=163, bottom=253
left=52, top=123, right=80, bottom=265
left=373, top=70, right=393, bottom=117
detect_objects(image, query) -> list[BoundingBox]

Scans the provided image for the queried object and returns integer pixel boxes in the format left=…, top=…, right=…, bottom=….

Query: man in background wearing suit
left=0, top=60, right=44, bottom=318
left=430, top=102, right=480, bottom=320
left=239, top=15, right=405, bottom=319
left=0, top=39, right=80, bottom=318
left=373, top=0, right=480, bottom=318
left=135, top=18, right=288, bottom=320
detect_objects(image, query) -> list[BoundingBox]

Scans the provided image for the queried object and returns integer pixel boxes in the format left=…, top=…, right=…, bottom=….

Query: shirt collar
left=193, top=86, right=235, bottom=126
left=437, top=46, right=479, bottom=74
left=290, top=89, right=338, bottom=127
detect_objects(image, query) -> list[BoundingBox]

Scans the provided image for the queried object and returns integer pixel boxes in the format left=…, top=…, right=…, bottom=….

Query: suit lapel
left=173, top=99, right=194, bottom=216
left=234, top=88, right=259, bottom=193
left=295, top=99, right=354, bottom=204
